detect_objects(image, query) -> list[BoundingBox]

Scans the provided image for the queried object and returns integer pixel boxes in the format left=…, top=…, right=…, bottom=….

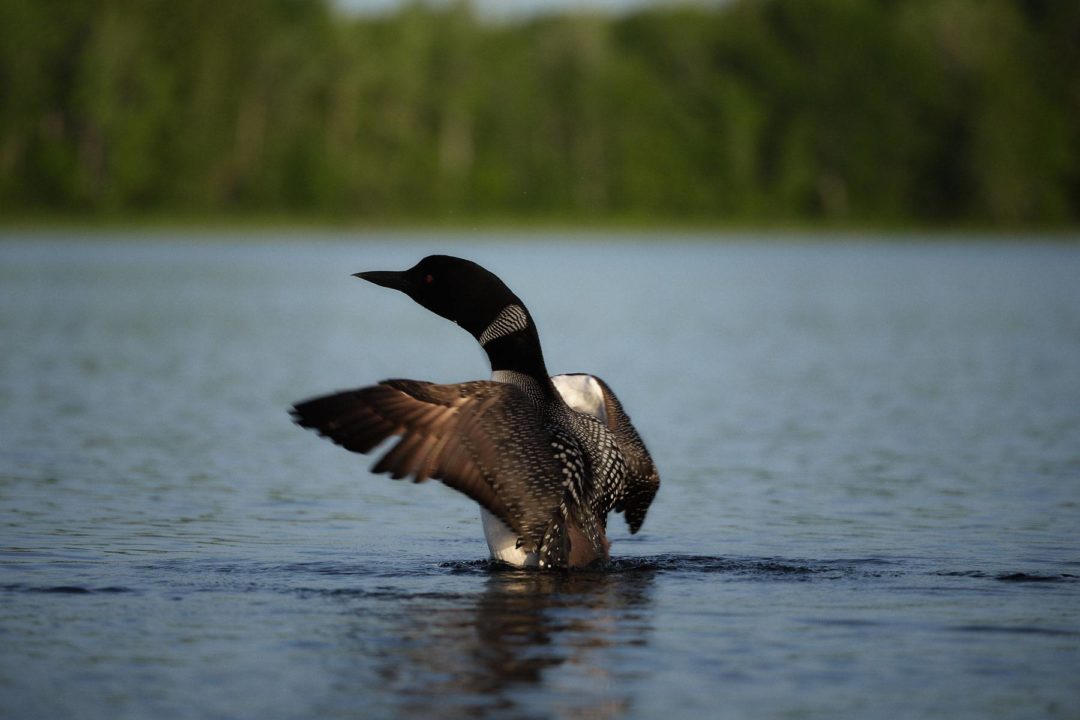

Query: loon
left=290, top=255, right=659, bottom=569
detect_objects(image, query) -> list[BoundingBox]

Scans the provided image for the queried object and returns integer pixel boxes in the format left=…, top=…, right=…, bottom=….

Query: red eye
left=425, top=274, right=434, bottom=285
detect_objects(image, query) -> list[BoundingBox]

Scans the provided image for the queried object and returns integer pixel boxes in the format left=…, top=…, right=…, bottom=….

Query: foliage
left=1, top=0, right=1076, bottom=225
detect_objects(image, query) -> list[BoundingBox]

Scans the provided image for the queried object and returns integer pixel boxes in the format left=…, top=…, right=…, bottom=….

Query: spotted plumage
left=291, top=255, right=659, bottom=569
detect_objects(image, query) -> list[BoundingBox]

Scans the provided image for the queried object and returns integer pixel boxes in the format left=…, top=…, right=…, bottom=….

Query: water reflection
left=348, top=566, right=657, bottom=719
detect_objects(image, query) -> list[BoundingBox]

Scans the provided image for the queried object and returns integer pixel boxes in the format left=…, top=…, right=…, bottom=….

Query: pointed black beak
left=354, top=270, right=414, bottom=293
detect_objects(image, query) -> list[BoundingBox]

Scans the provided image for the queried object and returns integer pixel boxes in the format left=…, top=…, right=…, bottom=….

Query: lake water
left=1, top=232, right=1078, bottom=720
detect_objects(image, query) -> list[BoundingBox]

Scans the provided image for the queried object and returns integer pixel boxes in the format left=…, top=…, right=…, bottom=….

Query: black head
left=357, top=255, right=550, bottom=383
left=356, top=255, right=521, bottom=338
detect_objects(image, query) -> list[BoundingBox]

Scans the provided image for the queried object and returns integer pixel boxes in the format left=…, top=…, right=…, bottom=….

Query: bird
left=290, top=255, right=659, bottom=569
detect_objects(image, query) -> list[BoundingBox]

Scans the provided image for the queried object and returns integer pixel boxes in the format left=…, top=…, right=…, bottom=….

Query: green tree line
left=1, top=0, right=1077, bottom=225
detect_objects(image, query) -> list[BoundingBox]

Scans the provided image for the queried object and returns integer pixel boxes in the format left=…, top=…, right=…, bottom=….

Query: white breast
left=481, top=507, right=538, bottom=566
left=551, top=373, right=608, bottom=424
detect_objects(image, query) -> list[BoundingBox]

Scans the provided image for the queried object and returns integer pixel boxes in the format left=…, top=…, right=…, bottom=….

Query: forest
left=1, top=0, right=1077, bottom=226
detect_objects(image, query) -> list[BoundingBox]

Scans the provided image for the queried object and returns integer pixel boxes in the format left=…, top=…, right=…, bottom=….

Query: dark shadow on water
left=442, top=553, right=893, bottom=580
left=327, top=563, right=659, bottom=719
left=305, top=554, right=912, bottom=718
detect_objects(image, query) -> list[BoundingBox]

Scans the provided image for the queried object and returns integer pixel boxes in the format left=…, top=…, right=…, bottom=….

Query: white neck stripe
left=479, top=304, right=528, bottom=346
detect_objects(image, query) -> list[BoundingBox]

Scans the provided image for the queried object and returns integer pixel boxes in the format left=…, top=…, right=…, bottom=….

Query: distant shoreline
left=1, top=217, right=1077, bottom=243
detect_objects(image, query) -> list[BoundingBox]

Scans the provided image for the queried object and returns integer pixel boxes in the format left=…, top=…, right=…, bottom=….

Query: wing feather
left=591, top=376, right=661, bottom=534
left=291, top=379, right=568, bottom=550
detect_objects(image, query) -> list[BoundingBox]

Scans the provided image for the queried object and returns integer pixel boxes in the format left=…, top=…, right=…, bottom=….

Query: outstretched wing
left=291, top=379, right=568, bottom=552
left=590, top=376, right=660, bottom=534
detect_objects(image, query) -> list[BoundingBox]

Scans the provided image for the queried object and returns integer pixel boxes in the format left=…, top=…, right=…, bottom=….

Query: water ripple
left=1, top=584, right=135, bottom=594
left=935, top=570, right=1080, bottom=583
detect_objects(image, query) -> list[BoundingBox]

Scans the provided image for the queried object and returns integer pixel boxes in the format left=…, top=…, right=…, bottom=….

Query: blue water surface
left=1, top=232, right=1078, bottom=719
